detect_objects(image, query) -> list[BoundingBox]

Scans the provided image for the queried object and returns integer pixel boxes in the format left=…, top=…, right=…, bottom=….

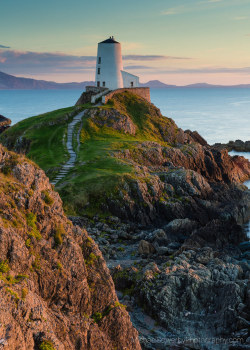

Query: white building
left=95, top=36, right=139, bottom=90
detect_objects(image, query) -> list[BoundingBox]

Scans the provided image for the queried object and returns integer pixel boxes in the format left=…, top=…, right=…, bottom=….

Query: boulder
left=138, top=240, right=156, bottom=255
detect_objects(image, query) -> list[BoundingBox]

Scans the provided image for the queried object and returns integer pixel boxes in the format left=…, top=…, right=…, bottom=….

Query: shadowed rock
left=0, top=115, right=11, bottom=133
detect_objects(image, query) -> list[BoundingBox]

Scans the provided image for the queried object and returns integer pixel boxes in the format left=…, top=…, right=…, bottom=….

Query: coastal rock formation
left=0, top=115, right=11, bottom=134
left=1, top=91, right=250, bottom=349
left=87, top=108, right=137, bottom=135
left=0, top=144, right=140, bottom=350
left=1, top=91, right=249, bottom=227
left=71, top=213, right=250, bottom=350
left=213, top=139, right=250, bottom=152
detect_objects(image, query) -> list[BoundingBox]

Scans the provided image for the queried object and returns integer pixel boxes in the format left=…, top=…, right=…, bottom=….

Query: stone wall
left=102, top=87, right=150, bottom=104
left=91, top=89, right=110, bottom=104
left=86, top=86, right=107, bottom=93
left=76, top=86, right=109, bottom=105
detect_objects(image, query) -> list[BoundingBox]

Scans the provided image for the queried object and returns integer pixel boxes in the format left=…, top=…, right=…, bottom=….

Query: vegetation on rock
left=0, top=91, right=250, bottom=224
left=0, top=144, right=141, bottom=349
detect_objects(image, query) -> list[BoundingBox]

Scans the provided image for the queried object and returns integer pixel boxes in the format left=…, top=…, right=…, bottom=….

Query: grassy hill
left=0, top=92, right=183, bottom=217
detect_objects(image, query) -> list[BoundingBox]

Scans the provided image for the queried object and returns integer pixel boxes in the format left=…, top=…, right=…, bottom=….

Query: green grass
left=59, top=113, right=141, bottom=215
left=0, top=106, right=85, bottom=178
left=1, top=92, right=178, bottom=217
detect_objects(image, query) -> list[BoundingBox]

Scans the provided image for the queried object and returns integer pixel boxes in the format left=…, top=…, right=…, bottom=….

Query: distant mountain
left=184, top=83, right=223, bottom=88
left=184, top=83, right=250, bottom=88
left=141, top=80, right=250, bottom=89
left=0, top=71, right=94, bottom=90
left=140, top=80, right=177, bottom=88
left=1, top=71, right=250, bottom=89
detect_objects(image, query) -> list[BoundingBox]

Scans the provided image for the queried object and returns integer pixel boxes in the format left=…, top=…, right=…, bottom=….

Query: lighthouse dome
left=99, top=36, right=119, bottom=44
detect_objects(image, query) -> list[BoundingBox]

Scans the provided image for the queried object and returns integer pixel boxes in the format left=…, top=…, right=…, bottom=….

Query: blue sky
left=1, top=0, right=250, bottom=84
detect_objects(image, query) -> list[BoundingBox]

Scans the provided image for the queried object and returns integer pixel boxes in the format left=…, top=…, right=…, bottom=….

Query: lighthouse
left=95, top=36, right=139, bottom=90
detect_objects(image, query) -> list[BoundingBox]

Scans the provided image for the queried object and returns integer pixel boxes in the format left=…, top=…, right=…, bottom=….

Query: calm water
left=0, top=88, right=250, bottom=145
left=0, top=90, right=81, bottom=125
left=151, top=88, right=250, bottom=144
left=0, top=88, right=249, bottom=236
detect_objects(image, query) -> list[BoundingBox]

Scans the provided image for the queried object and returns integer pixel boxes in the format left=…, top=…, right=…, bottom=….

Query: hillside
left=0, top=144, right=140, bottom=349
left=1, top=91, right=250, bottom=347
left=1, top=91, right=250, bottom=222
left=0, top=71, right=94, bottom=90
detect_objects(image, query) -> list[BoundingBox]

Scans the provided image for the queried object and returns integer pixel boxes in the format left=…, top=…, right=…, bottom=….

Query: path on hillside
left=51, top=110, right=86, bottom=185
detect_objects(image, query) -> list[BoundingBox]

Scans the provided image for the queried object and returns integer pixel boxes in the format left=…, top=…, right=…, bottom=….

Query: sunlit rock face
left=0, top=144, right=141, bottom=350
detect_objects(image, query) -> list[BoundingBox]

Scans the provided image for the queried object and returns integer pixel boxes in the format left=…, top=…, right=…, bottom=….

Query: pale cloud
left=124, top=55, right=192, bottom=61
left=162, top=9, right=178, bottom=15
left=124, top=65, right=152, bottom=70
left=206, top=0, right=223, bottom=3
left=156, top=66, right=250, bottom=74
left=234, top=16, right=248, bottom=20
left=0, top=49, right=192, bottom=76
left=122, top=42, right=145, bottom=51
left=162, top=0, right=224, bottom=16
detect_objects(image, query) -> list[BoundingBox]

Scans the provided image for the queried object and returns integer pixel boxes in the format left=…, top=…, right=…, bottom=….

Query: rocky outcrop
left=126, top=246, right=250, bottom=347
left=0, top=115, right=11, bottom=134
left=185, top=129, right=208, bottom=146
left=116, top=141, right=250, bottom=184
left=214, top=139, right=250, bottom=152
left=87, top=108, right=137, bottom=135
left=71, top=213, right=250, bottom=350
left=0, top=144, right=140, bottom=350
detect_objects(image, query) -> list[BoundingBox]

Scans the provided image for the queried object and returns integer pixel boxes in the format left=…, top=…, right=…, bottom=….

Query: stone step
left=51, top=109, right=86, bottom=185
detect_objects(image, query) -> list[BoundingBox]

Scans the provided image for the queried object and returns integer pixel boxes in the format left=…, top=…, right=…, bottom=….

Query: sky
left=0, top=0, right=250, bottom=85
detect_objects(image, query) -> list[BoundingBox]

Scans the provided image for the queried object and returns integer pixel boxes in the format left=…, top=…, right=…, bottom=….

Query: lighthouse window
left=98, top=68, right=100, bottom=75
left=130, top=81, right=134, bottom=87
left=102, top=82, right=106, bottom=87
left=98, top=57, right=101, bottom=64
left=97, top=81, right=100, bottom=87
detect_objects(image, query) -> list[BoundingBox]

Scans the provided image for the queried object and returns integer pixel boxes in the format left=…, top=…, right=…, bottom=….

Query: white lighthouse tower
left=95, top=36, right=139, bottom=90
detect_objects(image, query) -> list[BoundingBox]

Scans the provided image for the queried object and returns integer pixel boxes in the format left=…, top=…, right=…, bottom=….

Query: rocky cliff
left=0, top=115, right=11, bottom=134
left=1, top=91, right=250, bottom=349
left=0, top=144, right=140, bottom=349
left=82, top=93, right=250, bottom=226
left=214, top=139, right=250, bottom=152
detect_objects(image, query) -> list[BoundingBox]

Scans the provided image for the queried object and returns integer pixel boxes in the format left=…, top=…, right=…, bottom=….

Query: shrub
left=117, top=247, right=125, bottom=252
left=26, top=212, right=42, bottom=240
left=54, top=224, right=66, bottom=246
left=1, top=165, right=11, bottom=175
left=25, top=238, right=31, bottom=248
left=6, top=287, right=19, bottom=304
left=31, top=255, right=41, bottom=271
left=42, top=190, right=54, bottom=206
left=56, top=262, right=62, bottom=270
left=92, top=312, right=103, bottom=323
left=86, top=237, right=93, bottom=247
left=114, top=301, right=127, bottom=309
left=84, top=252, right=98, bottom=266
left=0, top=260, right=10, bottom=273
left=39, top=340, right=56, bottom=350
left=21, top=288, right=28, bottom=300
left=26, top=212, right=37, bottom=227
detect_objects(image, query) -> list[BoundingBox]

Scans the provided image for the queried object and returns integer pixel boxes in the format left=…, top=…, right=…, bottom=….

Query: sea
left=0, top=88, right=249, bottom=234
left=0, top=88, right=249, bottom=145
